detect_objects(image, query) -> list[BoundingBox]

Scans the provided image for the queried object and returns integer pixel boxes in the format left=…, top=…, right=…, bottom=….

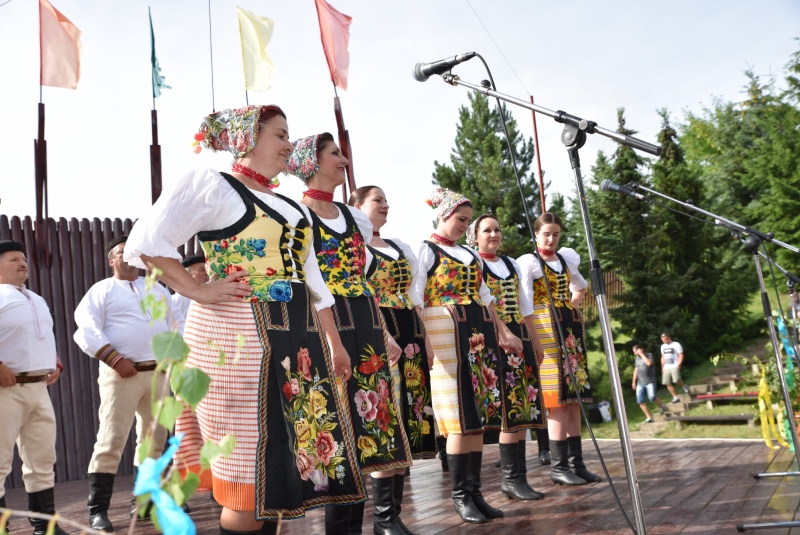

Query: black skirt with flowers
left=332, top=295, right=413, bottom=473
left=380, top=307, right=437, bottom=460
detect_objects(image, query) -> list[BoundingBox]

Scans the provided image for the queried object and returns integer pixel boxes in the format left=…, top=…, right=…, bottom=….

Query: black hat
left=181, top=254, right=206, bottom=268
left=0, top=240, right=25, bottom=255
left=106, top=235, right=128, bottom=255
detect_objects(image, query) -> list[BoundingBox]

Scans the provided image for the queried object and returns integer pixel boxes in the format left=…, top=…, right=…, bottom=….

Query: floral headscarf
left=198, top=105, right=269, bottom=158
left=285, top=135, right=320, bottom=182
left=466, top=213, right=498, bottom=249
left=427, top=187, right=471, bottom=222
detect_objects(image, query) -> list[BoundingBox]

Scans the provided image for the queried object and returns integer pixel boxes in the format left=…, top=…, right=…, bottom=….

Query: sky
left=1, top=0, right=798, bottom=246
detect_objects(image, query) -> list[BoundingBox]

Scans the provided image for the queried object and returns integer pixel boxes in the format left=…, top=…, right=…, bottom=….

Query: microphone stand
left=439, top=73, right=661, bottom=535
left=625, top=182, right=800, bottom=532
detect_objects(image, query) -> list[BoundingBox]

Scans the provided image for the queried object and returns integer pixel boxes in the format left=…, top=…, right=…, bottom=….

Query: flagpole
left=332, top=83, right=355, bottom=202
left=35, top=0, right=49, bottom=267
left=149, top=6, right=162, bottom=204
left=530, top=95, right=546, bottom=212
left=207, top=0, right=215, bottom=112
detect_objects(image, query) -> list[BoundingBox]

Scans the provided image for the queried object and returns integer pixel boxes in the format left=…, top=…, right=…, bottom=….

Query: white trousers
left=88, top=366, right=168, bottom=474
left=0, top=382, right=57, bottom=498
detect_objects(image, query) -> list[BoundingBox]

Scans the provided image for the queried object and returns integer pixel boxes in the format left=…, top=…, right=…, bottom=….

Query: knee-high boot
left=536, top=429, right=551, bottom=465
left=469, top=451, right=503, bottom=518
left=567, top=436, right=601, bottom=483
left=436, top=436, right=449, bottom=473
left=325, top=504, right=354, bottom=535
left=392, top=473, right=416, bottom=534
left=372, top=476, right=403, bottom=535
left=518, top=439, right=544, bottom=497
left=87, top=472, right=115, bottom=531
left=446, top=453, right=485, bottom=524
left=499, top=443, right=541, bottom=500
left=27, top=487, right=69, bottom=535
left=550, top=439, right=586, bottom=485
left=349, top=502, right=365, bottom=534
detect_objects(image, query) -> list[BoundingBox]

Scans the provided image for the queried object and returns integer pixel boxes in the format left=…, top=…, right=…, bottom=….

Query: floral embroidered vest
left=310, top=203, right=373, bottom=298
left=199, top=173, right=310, bottom=303
left=366, top=239, right=413, bottom=310
left=423, top=241, right=484, bottom=307
left=533, top=252, right=573, bottom=308
left=483, top=255, right=523, bottom=324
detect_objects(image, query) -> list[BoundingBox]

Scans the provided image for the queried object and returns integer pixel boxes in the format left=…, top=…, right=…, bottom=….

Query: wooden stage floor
left=4, top=439, right=800, bottom=534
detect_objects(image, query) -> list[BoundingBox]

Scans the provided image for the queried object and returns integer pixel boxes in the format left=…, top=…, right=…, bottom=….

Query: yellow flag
left=237, top=6, right=275, bottom=91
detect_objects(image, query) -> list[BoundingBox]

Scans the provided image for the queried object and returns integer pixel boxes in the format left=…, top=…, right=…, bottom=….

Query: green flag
left=149, top=7, right=171, bottom=98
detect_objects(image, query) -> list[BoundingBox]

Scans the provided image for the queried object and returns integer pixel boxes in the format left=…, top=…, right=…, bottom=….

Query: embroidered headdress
left=466, top=213, right=498, bottom=249
left=427, top=187, right=471, bottom=222
left=285, top=135, right=320, bottom=182
left=198, top=105, right=276, bottom=158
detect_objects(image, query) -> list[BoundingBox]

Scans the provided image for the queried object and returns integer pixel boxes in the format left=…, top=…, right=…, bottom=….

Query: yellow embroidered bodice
left=310, top=203, right=373, bottom=298
left=423, top=242, right=484, bottom=307
left=367, top=240, right=413, bottom=309
left=483, top=256, right=523, bottom=324
left=199, top=174, right=309, bottom=303
left=533, top=253, right=573, bottom=308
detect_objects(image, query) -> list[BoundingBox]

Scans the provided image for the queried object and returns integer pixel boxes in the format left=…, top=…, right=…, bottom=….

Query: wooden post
left=34, top=102, right=50, bottom=267
left=150, top=109, right=163, bottom=204
left=530, top=95, right=546, bottom=212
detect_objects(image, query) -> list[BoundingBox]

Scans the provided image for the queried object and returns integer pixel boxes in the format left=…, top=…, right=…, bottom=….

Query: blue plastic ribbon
left=777, top=316, right=796, bottom=391
left=133, top=433, right=196, bottom=535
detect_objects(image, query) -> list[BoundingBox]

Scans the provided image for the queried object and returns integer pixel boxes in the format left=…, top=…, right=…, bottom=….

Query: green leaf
left=138, top=437, right=154, bottom=464
left=151, top=331, right=190, bottom=365
left=208, top=340, right=226, bottom=366
left=155, top=396, right=184, bottom=431
left=175, top=368, right=211, bottom=408
left=180, top=472, right=201, bottom=503
left=200, top=435, right=237, bottom=471
left=219, top=434, right=237, bottom=456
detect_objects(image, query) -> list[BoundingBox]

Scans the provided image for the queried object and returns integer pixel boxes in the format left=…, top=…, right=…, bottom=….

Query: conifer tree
left=432, top=92, right=541, bottom=257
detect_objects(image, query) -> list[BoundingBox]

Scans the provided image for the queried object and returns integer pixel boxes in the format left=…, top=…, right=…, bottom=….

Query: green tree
left=432, top=92, right=541, bottom=257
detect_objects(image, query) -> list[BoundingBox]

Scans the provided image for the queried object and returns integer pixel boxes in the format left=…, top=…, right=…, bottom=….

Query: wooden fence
left=580, top=270, right=624, bottom=322
left=0, top=215, right=199, bottom=490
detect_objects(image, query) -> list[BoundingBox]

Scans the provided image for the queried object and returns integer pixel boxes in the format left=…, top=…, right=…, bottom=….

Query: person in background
left=171, top=254, right=209, bottom=334
left=660, top=333, right=691, bottom=404
left=0, top=240, right=68, bottom=535
left=631, top=344, right=666, bottom=424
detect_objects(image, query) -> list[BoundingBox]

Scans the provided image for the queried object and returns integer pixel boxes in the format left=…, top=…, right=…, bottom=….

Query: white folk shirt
left=74, top=277, right=181, bottom=363
left=661, top=341, right=684, bottom=371
left=411, top=241, right=495, bottom=308
left=0, top=284, right=57, bottom=374
left=171, top=293, right=191, bottom=335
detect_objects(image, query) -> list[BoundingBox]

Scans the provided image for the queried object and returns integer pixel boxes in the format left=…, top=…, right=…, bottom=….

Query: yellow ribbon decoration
left=759, top=365, right=790, bottom=449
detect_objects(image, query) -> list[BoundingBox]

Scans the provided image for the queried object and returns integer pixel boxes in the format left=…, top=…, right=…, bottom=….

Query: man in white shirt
left=0, top=240, right=68, bottom=535
left=171, top=254, right=208, bottom=334
left=74, top=235, right=181, bottom=531
left=660, top=333, right=691, bottom=403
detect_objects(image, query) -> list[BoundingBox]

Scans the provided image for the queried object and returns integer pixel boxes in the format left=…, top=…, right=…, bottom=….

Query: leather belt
left=133, top=361, right=158, bottom=372
left=14, top=374, right=48, bottom=384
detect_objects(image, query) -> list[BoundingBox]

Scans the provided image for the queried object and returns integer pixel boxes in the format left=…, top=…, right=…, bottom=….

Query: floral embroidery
left=400, top=343, right=434, bottom=449
left=281, top=347, right=349, bottom=491
left=368, top=249, right=413, bottom=309
left=423, top=245, right=484, bottom=307
left=315, top=223, right=373, bottom=298
left=563, top=329, right=590, bottom=394
left=467, top=332, right=502, bottom=424
left=351, top=344, right=401, bottom=463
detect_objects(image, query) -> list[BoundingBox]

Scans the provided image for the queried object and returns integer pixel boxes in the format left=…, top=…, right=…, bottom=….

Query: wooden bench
left=666, top=414, right=756, bottom=430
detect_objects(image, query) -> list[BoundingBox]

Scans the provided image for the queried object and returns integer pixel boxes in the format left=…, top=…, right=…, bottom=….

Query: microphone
left=600, top=179, right=645, bottom=201
left=413, top=52, right=476, bottom=82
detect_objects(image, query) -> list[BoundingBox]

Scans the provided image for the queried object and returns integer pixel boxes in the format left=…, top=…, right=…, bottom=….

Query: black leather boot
left=349, top=502, right=365, bottom=534
left=537, top=429, right=551, bottom=464
left=219, top=526, right=262, bottom=534
left=469, top=451, right=503, bottom=519
left=499, top=443, right=541, bottom=500
left=436, top=436, right=448, bottom=473
left=87, top=472, right=115, bottom=531
left=519, top=440, right=545, bottom=497
left=550, top=439, right=586, bottom=486
left=392, top=473, right=415, bottom=534
left=260, top=521, right=278, bottom=534
left=325, top=505, right=353, bottom=534
left=372, top=476, right=403, bottom=535
left=567, top=436, right=601, bottom=483
left=446, top=453, right=485, bottom=524
left=27, top=487, right=69, bottom=535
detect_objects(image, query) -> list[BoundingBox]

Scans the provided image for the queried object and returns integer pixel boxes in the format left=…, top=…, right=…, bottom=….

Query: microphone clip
left=442, top=74, right=459, bottom=85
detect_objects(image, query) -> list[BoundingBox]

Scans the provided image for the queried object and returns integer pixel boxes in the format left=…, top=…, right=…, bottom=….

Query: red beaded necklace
left=431, top=233, right=455, bottom=246
left=303, top=189, right=335, bottom=202
left=479, top=252, right=497, bottom=259
left=231, top=163, right=279, bottom=190
left=537, top=247, right=556, bottom=257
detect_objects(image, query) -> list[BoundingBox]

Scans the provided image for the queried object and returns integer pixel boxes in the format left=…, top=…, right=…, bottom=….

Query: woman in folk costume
left=517, top=212, right=600, bottom=486
left=124, top=106, right=366, bottom=535
left=349, top=185, right=436, bottom=535
left=412, top=188, right=523, bottom=525
left=286, top=135, right=412, bottom=535
left=466, top=214, right=546, bottom=501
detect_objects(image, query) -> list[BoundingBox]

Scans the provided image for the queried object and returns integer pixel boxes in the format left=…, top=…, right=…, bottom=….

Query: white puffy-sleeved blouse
left=411, top=241, right=495, bottom=308
left=482, top=256, right=535, bottom=318
left=517, top=247, right=588, bottom=311
left=368, top=237, right=424, bottom=308
left=123, top=168, right=335, bottom=311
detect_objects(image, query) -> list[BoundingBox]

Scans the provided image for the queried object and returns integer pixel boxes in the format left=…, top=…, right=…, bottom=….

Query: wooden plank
left=22, top=217, right=39, bottom=294
left=0, top=214, right=9, bottom=240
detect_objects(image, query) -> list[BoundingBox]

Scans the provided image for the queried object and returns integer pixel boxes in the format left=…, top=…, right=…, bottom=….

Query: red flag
left=314, top=0, right=352, bottom=91
left=39, top=0, right=82, bottom=89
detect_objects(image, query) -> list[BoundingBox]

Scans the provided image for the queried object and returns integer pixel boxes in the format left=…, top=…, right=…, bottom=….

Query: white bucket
left=598, top=401, right=612, bottom=422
